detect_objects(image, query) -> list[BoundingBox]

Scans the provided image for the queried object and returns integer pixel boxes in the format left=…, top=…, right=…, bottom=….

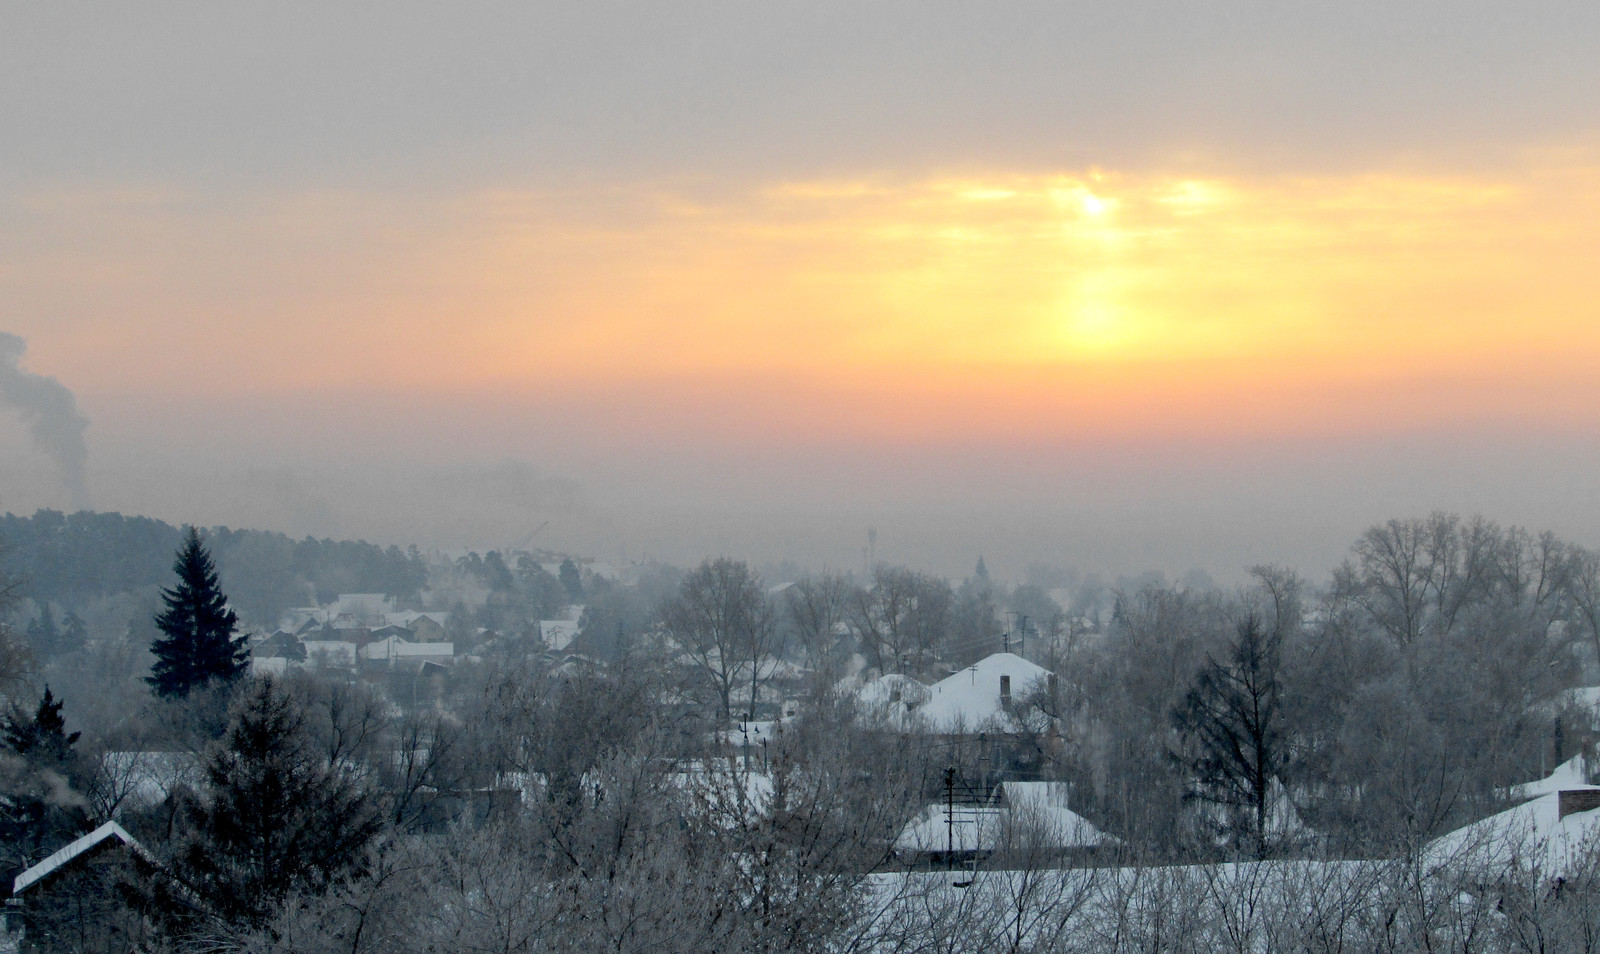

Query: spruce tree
left=148, top=527, right=248, bottom=698
left=148, top=678, right=380, bottom=930
left=25, top=603, right=58, bottom=658
left=3, top=685, right=81, bottom=765
left=58, top=610, right=87, bottom=656
left=559, top=557, right=584, bottom=601
left=0, top=687, right=91, bottom=881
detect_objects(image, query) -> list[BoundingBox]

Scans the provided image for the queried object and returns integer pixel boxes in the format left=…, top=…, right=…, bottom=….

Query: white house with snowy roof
left=912, top=653, right=1055, bottom=734
left=894, top=780, right=1115, bottom=867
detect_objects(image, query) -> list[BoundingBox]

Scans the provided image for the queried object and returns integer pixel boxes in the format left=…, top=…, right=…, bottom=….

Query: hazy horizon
left=5, top=2, right=1600, bottom=583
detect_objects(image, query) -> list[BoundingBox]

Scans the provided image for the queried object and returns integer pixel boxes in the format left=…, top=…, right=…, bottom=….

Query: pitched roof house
left=7, top=822, right=158, bottom=953
left=914, top=653, right=1055, bottom=734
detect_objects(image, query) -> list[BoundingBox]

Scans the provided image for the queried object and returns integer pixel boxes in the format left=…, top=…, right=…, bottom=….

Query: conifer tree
left=3, top=685, right=81, bottom=765
left=559, top=557, right=584, bottom=601
left=1171, top=613, right=1289, bottom=859
left=25, top=603, right=58, bottom=658
left=57, top=610, right=87, bottom=656
left=0, top=686, right=91, bottom=880
left=147, top=527, right=248, bottom=698
left=148, top=678, right=380, bottom=931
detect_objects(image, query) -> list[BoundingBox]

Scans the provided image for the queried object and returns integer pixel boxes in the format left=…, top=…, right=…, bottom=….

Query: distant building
left=540, top=619, right=581, bottom=652
left=331, top=593, right=393, bottom=626
left=359, top=636, right=454, bottom=670
left=388, top=611, right=448, bottom=642
left=894, top=781, right=1115, bottom=868
left=252, top=630, right=305, bottom=662
left=302, top=640, right=358, bottom=669
left=915, top=653, right=1055, bottom=734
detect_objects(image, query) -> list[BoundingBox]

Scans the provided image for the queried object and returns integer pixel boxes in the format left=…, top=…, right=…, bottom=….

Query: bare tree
left=850, top=566, right=952, bottom=676
left=662, top=558, right=778, bottom=723
left=1352, top=517, right=1439, bottom=651
left=284, top=670, right=389, bottom=772
left=380, top=707, right=470, bottom=833
left=1248, top=564, right=1304, bottom=642
left=785, top=572, right=853, bottom=678
left=1566, top=545, right=1600, bottom=675
left=1350, top=512, right=1517, bottom=659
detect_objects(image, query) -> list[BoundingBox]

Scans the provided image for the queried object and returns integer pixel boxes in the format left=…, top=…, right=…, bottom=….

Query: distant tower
left=867, top=528, right=877, bottom=573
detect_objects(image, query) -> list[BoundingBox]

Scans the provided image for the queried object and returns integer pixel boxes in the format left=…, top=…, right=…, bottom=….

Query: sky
left=3, top=2, right=1600, bottom=582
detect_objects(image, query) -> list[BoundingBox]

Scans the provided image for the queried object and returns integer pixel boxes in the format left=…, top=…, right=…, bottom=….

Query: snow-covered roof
left=303, top=640, right=358, bottom=665
left=359, top=636, right=454, bottom=660
left=858, top=673, right=930, bottom=710
left=848, top=674, right=931, bottom=729
left=895, top=781, right=1113, bottom=854
left=1565, top=687, right=1600, bottom=713
left=386, top=610, right=448, bottom=628
left=1510, top=753, right=1596, bottom=801
left=1426, top=788, right=1600, bottom=878
left=13, top=821, right=153, bottom=895
left=896, top=803, right=1004, bottom=854
left=914, top=653, right=1053, bottom=733
left=671, top=765, right=775, bottom=828
left=540, top=619, right=581, bottom=651
left=251, top=656, right=288, bottom=675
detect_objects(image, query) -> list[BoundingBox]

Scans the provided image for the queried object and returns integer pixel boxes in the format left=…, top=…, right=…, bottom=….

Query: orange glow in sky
left=17, top=152, right=1600, bottom=449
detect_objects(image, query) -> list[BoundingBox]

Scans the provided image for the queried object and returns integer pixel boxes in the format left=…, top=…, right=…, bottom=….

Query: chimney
left=1000, top=674, right=1012, bottom=708
left=1559, top=789, right=1600, bottom=819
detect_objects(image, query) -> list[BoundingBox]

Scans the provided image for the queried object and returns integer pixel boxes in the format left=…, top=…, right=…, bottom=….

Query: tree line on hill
left=4, top=512, right=1600, bottom=949
left=0, top=509, right=430, bottom=632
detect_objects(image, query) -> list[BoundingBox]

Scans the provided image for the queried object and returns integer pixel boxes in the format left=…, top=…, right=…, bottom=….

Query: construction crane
left=506, top=521, right=549, bottom=555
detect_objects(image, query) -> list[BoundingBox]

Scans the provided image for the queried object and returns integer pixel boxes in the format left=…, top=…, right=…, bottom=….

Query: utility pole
left=945, top=765, right=956, bottom=872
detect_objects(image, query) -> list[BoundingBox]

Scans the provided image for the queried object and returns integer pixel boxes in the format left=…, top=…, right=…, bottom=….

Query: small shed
left=8, top=822, right=157, bottom=953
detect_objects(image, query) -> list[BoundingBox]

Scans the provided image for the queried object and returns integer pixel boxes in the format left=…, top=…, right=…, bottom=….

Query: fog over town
left=4, top=3, right=1600, bottom=951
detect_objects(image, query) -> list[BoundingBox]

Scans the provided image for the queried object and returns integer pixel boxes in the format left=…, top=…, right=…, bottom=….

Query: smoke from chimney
left=0, top=333, right=91, bottom=509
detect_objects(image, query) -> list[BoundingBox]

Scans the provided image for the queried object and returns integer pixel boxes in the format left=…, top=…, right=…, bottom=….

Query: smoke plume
left=0, top=333, right=91, bottom=509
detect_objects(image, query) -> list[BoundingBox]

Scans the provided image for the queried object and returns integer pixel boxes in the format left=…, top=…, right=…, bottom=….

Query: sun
left=1062, top=299, right=1139, bottom=357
